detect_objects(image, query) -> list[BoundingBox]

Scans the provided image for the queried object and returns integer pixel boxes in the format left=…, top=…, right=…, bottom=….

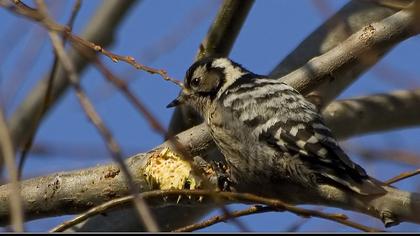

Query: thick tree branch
left=271, top=0, right=402, bottom=105
left=0, top=122, right=216, bottom=226
left=324, top=88, right=420, bottom=139
left=1, top=92, right=420, bottom=227
left=0, top=1, right=419, bottom=231
left=62, top=1, right=420, bottom=231
left=167, top=0, right=255, bottom=136
left=279, top=2, right=417, bottom=101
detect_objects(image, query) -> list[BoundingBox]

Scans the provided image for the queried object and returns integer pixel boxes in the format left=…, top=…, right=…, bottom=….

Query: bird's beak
left=166, top=93, right=186, bottom=108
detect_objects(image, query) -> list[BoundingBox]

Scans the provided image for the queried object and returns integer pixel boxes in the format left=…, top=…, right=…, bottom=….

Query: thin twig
left=285, top=217, right=311, bottom=232
left=284, top=206, right=323, bottom=232
left=90, top=0, right=218, bottom=104
left=72, top=44, right=208, bottom=178
left=3, top=0, right=184, bottom=89
left=91, top=57, right=167, bottom=135
left=46, top=31, right=159, bottom=232
left=6, top=1, right=234, bottom=231
left=385, top=169, right=420, bottom=185
left=168, top=0, right=255, bottom=136
left=71, top=44, right=247, bottom=232
left=173, top=205, right=272, bottom=232
left=93, top=58, right=249, bottom=231
left=50, top=195, right=133, bottom=232
left=17, top=0, right=82, bottom=179
left=2, top=1, right=64, bottom=113
left=35, top=0, right=159, bottom=231
left=0, top=109, right=23, bottom=231
left=7, top=0, right=138, bottom=153
left=166, top=0, right=256, bottom=229
left=50, top=189, right=383, bottom=232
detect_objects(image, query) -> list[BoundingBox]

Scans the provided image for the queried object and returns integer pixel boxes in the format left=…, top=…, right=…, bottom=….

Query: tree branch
left=2, top=0, right=420, bottom=232
left=173, top=205, right=272, bottom=232
left=62, top=1, right=420, bottom=231
left=0, top=108, right=23, bottom=231
left=51, top=190, right=384, bottom=233
left=279, top=2, right=417, bottom=101
left=18, top=0, right=82, bottom=179
left=270, top=0, right=402, bottom=105
left=0, top=121, right=216, bottom=226
left=1, top=96, right=420, bottom=227
left=323, top=88, right=420, bottom=139
left=7, top=0, right=139, bottom=149
left=385, top=169, right=420, bottom=185
left=167, top=0, right=255, bottom=136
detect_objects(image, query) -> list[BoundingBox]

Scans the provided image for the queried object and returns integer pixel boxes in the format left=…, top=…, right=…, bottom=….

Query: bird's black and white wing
left=221, top=77, right=385, bottom=195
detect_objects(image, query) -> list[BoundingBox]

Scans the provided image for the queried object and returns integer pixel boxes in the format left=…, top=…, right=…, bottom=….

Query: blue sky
left=0, top=0, right=419, bottom=232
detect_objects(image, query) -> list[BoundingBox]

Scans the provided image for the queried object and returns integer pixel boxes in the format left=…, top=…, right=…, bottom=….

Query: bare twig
left=164, top=1, right=256, bottom=228
left=285, top=217, right=311, bottom=232
left=385, top=169, right=420, bottom=185
left=0, top=124, right=217, bottom=226
left=0, top=0, right=415, bottom=232
left=46, top=31, right=159, bottom=231
left=0, top=121, right=419, bottom=228
left=17, top=0, right=82, bottom=179
left=72, top=45, right=249, bottom=232
left=37, top=0, right=158, bottom=230
left=50, top=190, right=383, bottom=232
left=2, top=0, right=64, bottom=112
left=0, top=109, right=23, bottom=231
left=8, top=0, right=139, bottom=151
left=173, top=205, right=272, bottom=232
left=168, top=0, right=255, bottom=136
left=91, top=57, right=167, bottom=135
left=49, top=194, right=133, bottom=232
left=4, top=0, right=183, bottom=88
left=90, top=0, right=219, bottom=104
left=3, top=27, right=47, bottom=112
left=270, top=0, right=400, bottom=105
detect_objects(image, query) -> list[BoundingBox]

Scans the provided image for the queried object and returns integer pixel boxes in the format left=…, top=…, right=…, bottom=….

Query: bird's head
left=167, top=57, right=249, bottom=114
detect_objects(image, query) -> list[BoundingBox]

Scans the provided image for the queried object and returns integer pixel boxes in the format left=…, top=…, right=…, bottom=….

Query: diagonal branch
left=7, top=0, right=139, bottom=150
left=17, top=0, right=82, bottom=179
left=168, top=0, right=255, bottom=136
left=35, top=0, right=158, bottom=230
left=47, top=30, right=159, bottom=232
left=279, top=2, right=417, bottom=101
left=0, top=108, right=23, bottom=231
left=385, top=169, right=420, bottom=185
left=0, top=0, right=420, bottom=232
left=1, top=92, right=420, bottom=227
left=270, top=0, right=404, bottom=106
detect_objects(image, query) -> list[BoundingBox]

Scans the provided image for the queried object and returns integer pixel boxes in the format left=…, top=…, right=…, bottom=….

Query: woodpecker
left=167, top=57, right=385, bottom=200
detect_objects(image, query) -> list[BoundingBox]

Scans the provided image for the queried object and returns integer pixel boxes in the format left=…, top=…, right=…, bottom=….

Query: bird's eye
left=190, top=77, right=201, bottom=88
